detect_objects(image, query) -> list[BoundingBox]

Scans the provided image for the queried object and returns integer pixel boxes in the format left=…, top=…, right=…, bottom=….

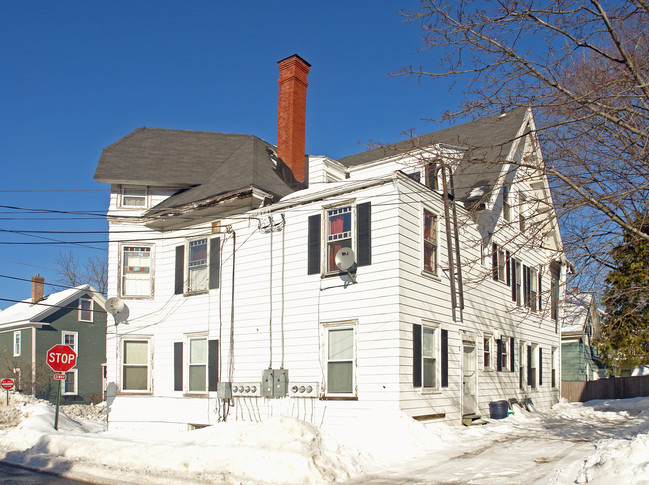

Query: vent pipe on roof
left=32, top=274, right=45, bottom=303
left=277, top=54, right=310, bottom=184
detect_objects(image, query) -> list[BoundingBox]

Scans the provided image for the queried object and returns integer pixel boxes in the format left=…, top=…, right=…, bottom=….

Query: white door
left=462, top=342, right=477, bottom=415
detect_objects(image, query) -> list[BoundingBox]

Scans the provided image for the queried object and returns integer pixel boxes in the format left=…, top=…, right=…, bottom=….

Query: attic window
left=121, top=186, right=148, bottom=208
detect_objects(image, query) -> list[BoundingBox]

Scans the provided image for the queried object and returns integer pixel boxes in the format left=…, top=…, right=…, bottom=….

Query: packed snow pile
left=2, top=393, right=649, bottom=484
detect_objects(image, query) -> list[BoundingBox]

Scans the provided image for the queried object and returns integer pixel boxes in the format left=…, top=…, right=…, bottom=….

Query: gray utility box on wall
left=261, top=369, right=288, bottom=398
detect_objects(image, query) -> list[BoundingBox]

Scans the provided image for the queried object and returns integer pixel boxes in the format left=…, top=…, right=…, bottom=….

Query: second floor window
left=13, top=331, right=21, bottom=357
left=63, top=331, right=77, bottom=352
left=175, top=237, right=220, bottom=295
left=326, top=207, right=353, bottom=273
left=121, top=246, right=153, bottom=298
left=188, top=239, right=208, bottom=292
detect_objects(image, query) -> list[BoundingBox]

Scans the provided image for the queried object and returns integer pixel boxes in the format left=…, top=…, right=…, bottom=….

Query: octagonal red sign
left=1, top=378, right=14, bottom=390
left=46, top=344, right=77, bottom=373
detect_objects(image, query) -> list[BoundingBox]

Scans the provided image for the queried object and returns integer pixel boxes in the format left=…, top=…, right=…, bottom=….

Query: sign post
left=1, top=378, right=14, bottom=406
left=46, top=345, right=77, bottom=430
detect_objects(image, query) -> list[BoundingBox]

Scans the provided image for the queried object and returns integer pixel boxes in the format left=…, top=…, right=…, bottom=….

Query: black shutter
left=357, top=202, right=371, bottom=267
left=506, top=251, right=511, bottom=286
left=492, top=243, right=499, bottom=281
left=208, top=339, right=219, bottom=391
left=496, top=339, right=503, bottom=372
left=209, top=238, right=220, bottom=289
left=539, top=347, right=543, bottom=386
left=527, top=345, right=532, bottom=386
left=510, top=337, right=515, bottom=373
left=413, top=324, right=422, bottom=387
left=441, top=329, right=448, bottom=388
left=307, top=214, right=321, bottom=275
left=174, top=342, right=183, bottom=391
left=175, top=246, right=185, bottom=295
left=512, top=259, right=517, bottom=302
left=538, top=271, right=543, bottom=311
left=523, top=265, right=529, bottom=306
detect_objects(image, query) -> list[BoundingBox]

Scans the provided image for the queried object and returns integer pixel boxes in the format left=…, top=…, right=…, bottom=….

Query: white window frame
left=519, top=192, right=527, bottom=232
left=422, top=208, right=439, bottom=276
left=186, top=237, right=209, bottom=294
left=13, top=368, right=21, bottom=391
left=120, top=185, right=149, bottom=208
left=120, top=338, right=152, bottom=393
left=551, top=347, right=558, bottom=388
left=324, top=204, right=355, bottom=276
left=530, top=343, right=538, bottom=389
left=13, top=331, right=21, bottom=357
left=421, top=323, right=439, bottom=392
left=503, top=184, right=511, bottom=222
left=322, top=321, right=357, bottom=397
left=63, top=369, right=78, bottom=395
left=120, top=244, right=154, bottom=298
left=519, top=340, right=526, bottom=390
left=62, top=331, right=78, bottom=354
left=78, top=298, right=93, bottom=322
left=501, top=336, right=509, bottom=371
left=186, top=335, right=208, bottom=394
left=483, top=333, right=494, bottom=370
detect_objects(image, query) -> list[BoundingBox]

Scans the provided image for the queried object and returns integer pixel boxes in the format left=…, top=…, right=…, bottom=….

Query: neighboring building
left=0, top=276, right=107, bottom=404
left=561, top=290, right=608, bottom=381
left=95, top=55, right=566, bottom=432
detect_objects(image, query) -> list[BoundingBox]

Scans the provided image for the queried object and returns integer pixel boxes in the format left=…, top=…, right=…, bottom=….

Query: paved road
left=0, top=462, right=91, bottom=484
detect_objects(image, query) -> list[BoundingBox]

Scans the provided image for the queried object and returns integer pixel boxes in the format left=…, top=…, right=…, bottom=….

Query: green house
left=561, top=291, right=608, bottom=381
left=0, top=276, right=107, bottom=404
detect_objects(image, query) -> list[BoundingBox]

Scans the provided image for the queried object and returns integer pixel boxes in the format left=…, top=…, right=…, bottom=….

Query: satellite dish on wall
left=105, top=297, right=130, bottom=325
left=335, top=247, right=357, bottom=284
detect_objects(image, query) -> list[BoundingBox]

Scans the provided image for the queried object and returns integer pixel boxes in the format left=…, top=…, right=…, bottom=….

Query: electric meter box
left=217, top=382, right=232, bottom=399
left=261, top=369, right=288, bottom=398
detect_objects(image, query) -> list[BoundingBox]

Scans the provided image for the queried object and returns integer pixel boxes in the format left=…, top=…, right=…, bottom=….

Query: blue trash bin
left=489, top=400, right=509, bottom=419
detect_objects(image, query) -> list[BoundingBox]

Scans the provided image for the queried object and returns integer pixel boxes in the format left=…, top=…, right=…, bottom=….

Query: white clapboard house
left=94, top=55, right=566, bottom=432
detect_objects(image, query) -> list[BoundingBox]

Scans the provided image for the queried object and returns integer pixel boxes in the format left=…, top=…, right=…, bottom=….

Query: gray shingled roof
left=338, top=107, right=529, bottom=205
left=93, top=128, right=303, bottom=212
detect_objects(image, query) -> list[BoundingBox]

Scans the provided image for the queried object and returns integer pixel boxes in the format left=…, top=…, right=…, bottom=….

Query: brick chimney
left=32, top=274, right=45, bottom=303
left=277, top=54, right=310, bottom=183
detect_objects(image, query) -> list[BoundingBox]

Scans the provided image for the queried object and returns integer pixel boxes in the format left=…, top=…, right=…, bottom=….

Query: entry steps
left=462, top=413, right=487, bottom=426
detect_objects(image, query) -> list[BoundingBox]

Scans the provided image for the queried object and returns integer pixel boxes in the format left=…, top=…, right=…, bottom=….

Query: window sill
left=184, top=290, right=209, bottom=297
left=183, top=392, right=208, bottom=398
left=421, top=271, right=441, bottom=282
left=118, top=390, right=153, bottom=395
left=320, top=395, right=358, bottom=401
left=420, top=389, right=442, bottom=395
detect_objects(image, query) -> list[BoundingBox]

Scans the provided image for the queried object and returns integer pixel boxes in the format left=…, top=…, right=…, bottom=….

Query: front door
left=462, top=342, right=477, bottom=415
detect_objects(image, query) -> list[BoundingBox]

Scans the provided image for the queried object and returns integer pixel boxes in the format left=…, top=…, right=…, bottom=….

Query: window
left=63, top=369, right=78, bottom=395
left=188, top=337, right=207, bottom=393
left=500, top=337, right=509, bottom=371
left=13, top=331, right=20, bottom=357
left=407, top=171, right=421, bottom=183
left=308, top=203, right=371, bottom=276
left=425, top=162, right=440, bottom=190
left=515, top=261, right=522, bottom=305
left=551, top=267, right=560, bottom=324
left=422, top=327, right=437, bottom=389
left=503, top=184, right=511, bottom=222
left=121, top=186, right=148, bottom=208
left=423, top=209, right=438, bottom=274
left=175, top=237, right=220, bottom=295
left=519, top=341, right=526, bottom=389
left=62, top=331, right=78, bottom=353
left=13, top=368, right=21, bottom=391
left=188, top=238, right=208, bottom=292
left=122, top=339, right=150, bottom=392
left=492, top=244, right=506, bottom=282
left=78, top=298, right=93, bottom=322
left=121, top=245, right=153, bottom=298
left=414, top=323, right=448, bottom=389
left=326, top=207, right=353, bottom=274
left=528, top=344, right=538, bottom=389
left=519, top=192, right=527, bottom=231
left=551, top=347, right=558, bottom=388
left=483, top=334, right=493, bottom=370
left=325, top=325, right=355, bottom=395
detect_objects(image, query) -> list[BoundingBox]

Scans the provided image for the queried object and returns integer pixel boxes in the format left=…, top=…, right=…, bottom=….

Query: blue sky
left=0, top=1, right=462, bottom=308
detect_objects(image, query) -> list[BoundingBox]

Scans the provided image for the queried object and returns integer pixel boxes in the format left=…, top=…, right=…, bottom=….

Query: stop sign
left=46, top=344, right=77, bottom=372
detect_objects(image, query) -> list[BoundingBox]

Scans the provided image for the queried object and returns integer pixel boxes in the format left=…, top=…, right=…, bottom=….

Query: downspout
left=449, top=170, right=465, bottom=321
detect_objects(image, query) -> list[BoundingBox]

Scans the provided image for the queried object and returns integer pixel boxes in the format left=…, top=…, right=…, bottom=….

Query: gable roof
left=561, top=292, right=596, bottom=335
left=94, top=128, right=304, bottom=210
left=338, top=107, right=530, bottom=206
left=0, top=285, right=105, bottom=332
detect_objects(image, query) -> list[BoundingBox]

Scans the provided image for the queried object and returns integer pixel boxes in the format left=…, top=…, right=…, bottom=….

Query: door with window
left=462, top=340, right=477, bottom=415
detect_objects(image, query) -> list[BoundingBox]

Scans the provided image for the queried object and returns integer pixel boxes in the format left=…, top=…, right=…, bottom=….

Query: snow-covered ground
left=1, top=393, right=649, bottom=484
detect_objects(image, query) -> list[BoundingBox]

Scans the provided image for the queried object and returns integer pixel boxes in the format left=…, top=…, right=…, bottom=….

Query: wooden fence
left=562, top=375, right=649, bottom=402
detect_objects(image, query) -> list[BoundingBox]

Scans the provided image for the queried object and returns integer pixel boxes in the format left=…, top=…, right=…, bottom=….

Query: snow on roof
left=0, top=284, right=96, bottom=329
left=561, top=292, right=594, bottom=334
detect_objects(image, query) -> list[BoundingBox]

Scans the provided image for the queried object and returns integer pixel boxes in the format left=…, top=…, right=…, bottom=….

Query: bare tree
left=55, top=251, right=108, bottom=295
left=397, top=0, right=649, bottom=293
